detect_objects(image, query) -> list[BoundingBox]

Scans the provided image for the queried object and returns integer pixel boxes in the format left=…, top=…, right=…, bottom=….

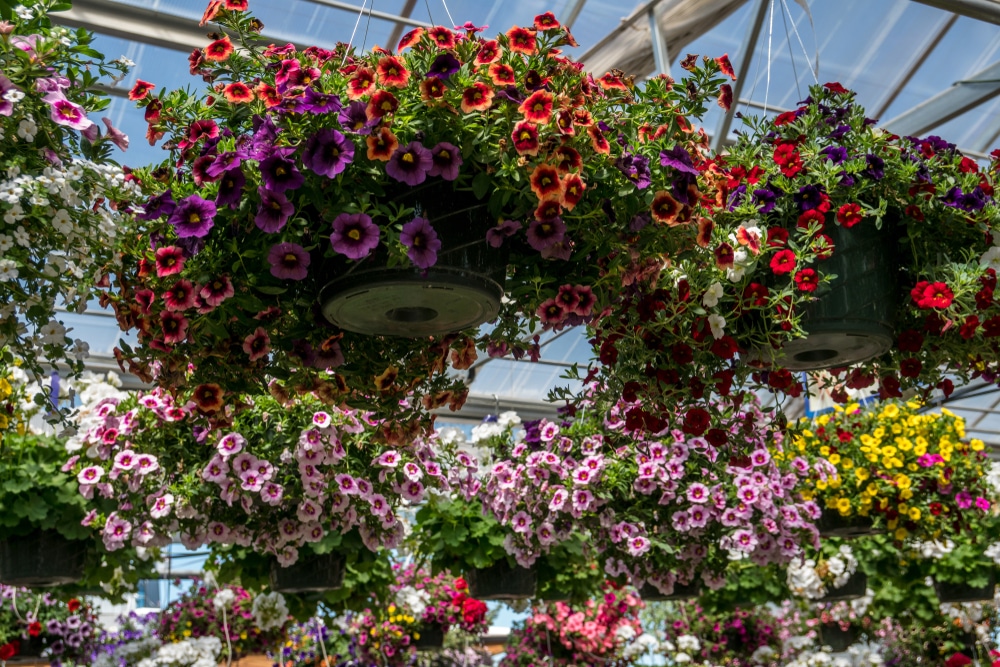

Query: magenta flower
left=330, top=212, right=380, bottom=259
left=956, top=490, right=973, bottom=509
left=301, top=128, right=355, bottom=178
left=267, top=242, right=310, bottom=280
left=255, top=187, right=294, bottom=232
left=385, top=141, right=432, bottom=186
left=43, top=92, right=94, bottom=131
left=427, top=141, right=462, bottom=180
left=168, top=195, right=216, bottom=238
left=400, top=216, right=441, bottom=269
left=101, top=117, right=129, bottom=151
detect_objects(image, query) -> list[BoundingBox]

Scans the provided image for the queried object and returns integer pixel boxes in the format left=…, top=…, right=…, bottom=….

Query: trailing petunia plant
left=0, top=0, right=139, bottom=394
left=0, top=587, right=98, bottom=667
left=110, top=0, right=733, bottom=415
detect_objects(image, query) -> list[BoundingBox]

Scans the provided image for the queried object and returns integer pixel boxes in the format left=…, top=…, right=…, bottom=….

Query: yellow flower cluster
left=0, top=375, right=11, bottom=432
left=788, top=401, right=988, bottom=541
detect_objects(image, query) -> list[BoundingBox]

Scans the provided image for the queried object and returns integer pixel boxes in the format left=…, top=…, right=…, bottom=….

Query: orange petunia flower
left=553, top=146, right=582, bottom=173
left=588, top=125, right=610, bottom=154
left=366, top=127, right=399, bottom=161
left=475, top=40, right=501, bottom=65
left=366, top=90, right=399, bottom=119
left=397, top=27, right=424, bottom=52
left=488, top=63, right=515, bottom=86
left=204, top=35, right=234, bottom=61
left=192, top=383, right=225, bottom=412
left=651, top=190, right=682, bottom=225
left=561, top=174, right=586, bottom=211
left=223, top=81, right=253, bottom=103
left=530, top=164, right=563, bottom=200
left=420, top=77, right=447, bottom=103
left=534, top=198, right=562, bottom=221
left=346, top=67, right=376, bottom=100
left=519, top=89, right=553, bottom=124
left=534, top=12, right=560, bottom=30
left=460, top=82, right=494, bottom=113
left=428, top=26, right=456, bottom=49
left=506, top=26, right=537, bottom=54
left=555, top=110, right=574, bottom=136
left=511, top=121, right=539, bottom=156
left=254, top=82, right=282, bottom=107
left=376, top=55, right=409, bottom=87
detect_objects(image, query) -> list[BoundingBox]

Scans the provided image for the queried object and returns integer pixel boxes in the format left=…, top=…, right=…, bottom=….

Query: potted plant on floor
left=110, top=1, right=731, bottom=414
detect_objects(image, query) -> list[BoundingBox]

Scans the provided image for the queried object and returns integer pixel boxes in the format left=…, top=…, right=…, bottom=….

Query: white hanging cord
left=783, top=0, right=820, bottom=83
left=778, top=0, right=802, bottom=102
left=340, top=0, right=370, bottom=67
left=764, top=0, right=775, bottom=115
left=440, top=0, right=456, bottom=29
left=221, top=601, right=233, bottom=667
left=314, top=617, right=332, bottom=667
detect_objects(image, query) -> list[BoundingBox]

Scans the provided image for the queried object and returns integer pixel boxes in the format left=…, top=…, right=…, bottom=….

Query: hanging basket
left=467, top=561, right=536, bottom=600
left=0, top=531, right=85, bottom=587
left=934, top=572, right=996, bottom=603
left=819, top=623, right=858, bottom=652
left=820, top=570, right=867, bottom=602
left=269, top=552, right=345, bottom=593
left=817, top=509, right=875, bottom=539
left=776, top=214, right=898, bottom=371
left=319, top=181, right=508, bottom=337
left=639, top=580, right=702, bottom=602
left=413, top=625, right=445, bottom=651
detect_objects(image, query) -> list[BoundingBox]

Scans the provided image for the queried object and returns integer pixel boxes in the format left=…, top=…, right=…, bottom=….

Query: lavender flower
left=330, top=212, right=380, bottom=259
left=267, top=242, right=310, bottom=280
left=385, top=141, right=433, bottom=186
left=400, top=216, right=442, bottom=269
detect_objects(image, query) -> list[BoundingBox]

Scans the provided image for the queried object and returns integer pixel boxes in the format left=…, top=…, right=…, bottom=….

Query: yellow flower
left=873, top=427, right=886, bottom=440
left=971, top=439, right=985, bottom=452
left=855, top=468, right=870, bottom=482
left=881, top=404, right=900, bottom=419
left=895, top=474, right=911, bottom=489
left=894, top=527, right=909, bottom=541
left=836, top=498, right=852, bottom=515
left=828, top=453, right=841, bottom=465
left=841, top=458, right=853, bottom=469
left=908, top=507, right=922, bottom=521
left=820, top=446, right=831, bottom=457
left=896, top=437, right=912, bottom=452
left=900, top=488, right=913, bottom=501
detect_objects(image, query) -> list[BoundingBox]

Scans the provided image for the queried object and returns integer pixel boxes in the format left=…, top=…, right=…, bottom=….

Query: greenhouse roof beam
left=711, top=0, right=769, bottom=153
left=300, top=0, right=433, bottom=29
left=883, top=59, right=1000, bottom=137
left=563, top=0, right=590, bottom=29
left=910, top=0, right=1000, bottom=25
left=54, top=0, right=308, bottom=53
left=648, top=3, right=670, bottom=77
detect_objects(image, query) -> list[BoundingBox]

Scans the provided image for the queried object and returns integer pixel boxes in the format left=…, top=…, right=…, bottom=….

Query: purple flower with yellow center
left=259, top=148, right=304, bottom=192
left=136, top=189, right=176, bottom=221
left=942, top=185, right=988, bottom=212
left=862, top=153, right=884, bottom=180
left=167, top=195, right=216, bottom=238
left=301, top=128, right=354, bottom=178
left=267, top=242, right=310, bottom=280
left=752, top=186, right=780, bottom=214
left=660, top=145, right=699, bottom=174
left=793, top=184, right=825, bottom=211
left=205, top=150, right=247, bottom=178
left=338, top=101, right=377, bottom=135
left=330, top=212, right=380, bottom=259
left=302, top=87, right=342, bottom=114
left=615, top=153, right=651, bottom=189
left=400, top=216, right=441, bottom=269
left=42, top=92, right=94, bottom=132
left=255, top=187, right=294, bottom=232
left=820, top=145, right=847, bottom=164
left=827, top=124, right=851, bottom=141
left=526, top=217, right=566, bottom=251
left=215, top=168, right=246, bottom=209
left=486, top=219, right=521, bottom=248
left=426, top=53, right=461, bottom=79
left=386, top=141, right=432, bottom=186
left=427, top=142, right=462, bottom=181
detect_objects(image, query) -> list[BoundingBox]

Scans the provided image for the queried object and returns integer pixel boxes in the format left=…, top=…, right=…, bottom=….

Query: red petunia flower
left=769, top=249, right=797, bottom=275
left=554, top=110, right=575, bottom=136
left=519, top=89, right=553, bottom=124
left=223, top=81, right=253, bottom=103
left=366, top=90, right=399, bottom=119
left=553, top=146, right=582, bottom=173
left=475, top=40, right=501, bottom=65
left=718, top=84, right=733, bottom=111
left=836, top=202, right=863, bottom=228
left=203, top=35, right=234, bottom=61
left=376, top=56, right=409, bottom=88
left=811, top=233, right=835, bottom=260
left=767, top=227, right=789, bottom=247
left=129, top=79, right=155, bottom=101
left=598, top=72, right=627, bottom=91
left=529, top=164, right=562, bottom=201
left=697, top=217, right=714, bottom=248
left=743, top=283, right=769, bottom=307
left=561, top=174, right=586, bottom=211
left=419, top=77, right=446, bottom=103
left=651, top=191, right=682, bottom=225
left=823, top=82, right=849, bottom=94
left=797, top=209, right=825, bottom=230
left=904, top=203, right=925, bottom=221
left=773, top=144, right=803, bottom=177
left=254, top=82, right=281, bottom=107
left=366, top=127, right=399, bottom=162
left=67, top=598, right=81, bottom=612
left=920, top=281, right=954, bottom=309
left=27, top=622, right=41, bottom=638
left=682, top=407, right=710, bottom=436
left=200, top=0, right=224, bottom=25
left=534, top=12, right=560, bottom=30
left=572, top=108, right=593, bottom=127
left=155, top=246, right=186, bottom=277
left=346, top=67, right=376, bottom=100
left=714, top=242, right=735, bottom=269
left=225, top=0, right=248, bottom=9
left=506, top=26, right=537, bottom=54
left=160, top=311, right=188, bottom=344
left=397, top=27, right=424, bottom=52
left=716, top=53, right=736, bottom=80
left=793, top=268, right=819, bottom=292
left=488, top=62, right=515, bottom=85
left=711, top=335, right=739, bottom=360
left=534, top=199, right=562, bottom=222
left=511, top=121, right=539, bottom=156
left=959, top=314, right=980, bottom=339
left=460, top=82, right=494, bottom=113
left=588, top=125, right=610, bottom=154
left=428, top=26, right=457, bottom=49
left=773, top=110, right=798, bottom=126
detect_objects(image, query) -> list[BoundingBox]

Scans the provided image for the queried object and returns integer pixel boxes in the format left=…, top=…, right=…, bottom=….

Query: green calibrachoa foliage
left=413, top=493, right=509, bottom=574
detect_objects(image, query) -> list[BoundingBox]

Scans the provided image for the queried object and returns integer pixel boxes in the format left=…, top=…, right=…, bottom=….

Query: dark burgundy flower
left=426, top=53, right=461, bottom=79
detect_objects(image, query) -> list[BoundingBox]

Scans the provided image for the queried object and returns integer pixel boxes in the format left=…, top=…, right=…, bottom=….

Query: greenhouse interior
left=5, top=0, right=1000, bottom=665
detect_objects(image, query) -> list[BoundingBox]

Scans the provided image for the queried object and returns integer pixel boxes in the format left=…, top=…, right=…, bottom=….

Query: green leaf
left=472, top=171, right=492, bottom=200
left=254, top=285, right=287, bottom=295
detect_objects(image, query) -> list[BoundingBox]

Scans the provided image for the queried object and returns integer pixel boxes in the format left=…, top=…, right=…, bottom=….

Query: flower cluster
left=350, top=603, right=419, bottom=667
left=158, top=583, right=287, bottom=657
left=789, top=401, right=993, bottom=542
left=390, top=564, right=488, bottom=634
left=500, top=585, right=644, bottom=666
left=136, top=637, right=221, bottom=667
left=89, top=611, right=162, bottom=667
left=788, top=544, right=859, bottom=600
left=0, top=587, right=96, bottom=667
left=0, top=1, right=139, bottom=390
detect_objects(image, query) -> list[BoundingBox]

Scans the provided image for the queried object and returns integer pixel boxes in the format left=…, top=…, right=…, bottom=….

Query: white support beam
left=883, top=59, right=1000, bottom=137
left=563, top=0, right=590, bottom=29
left=648, top=4, right=670, bottom=77
left=910, top=0, right=1000, bottom=25
left=712, top=0, right=769, bottom=153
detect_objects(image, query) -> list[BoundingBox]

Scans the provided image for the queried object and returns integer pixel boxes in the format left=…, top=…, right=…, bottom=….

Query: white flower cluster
left=787, top=545, right=858, bottom=599
left=212, top=587, right=236, bottom=611
left=469, top=410, right=521, bottom=443
left=251, top=591, right=289, bottom=631
left=395, top=584, right=431, bottom=618
left=912, top=538, right=955, bottom=560
left=620, top=630, right=660, bottom=660
left=136, top=637, right=222, bottom=667
left=940, top=600, right=988, bottom=633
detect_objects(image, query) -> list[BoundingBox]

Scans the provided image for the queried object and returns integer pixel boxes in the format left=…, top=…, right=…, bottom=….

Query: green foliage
left=413, top=494, right=508, bottom=573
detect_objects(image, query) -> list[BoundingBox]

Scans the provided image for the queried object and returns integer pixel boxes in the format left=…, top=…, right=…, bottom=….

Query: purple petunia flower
left=486, top=219, right=521, bottom=247
left=255, top=187, right=295, bottom=232
left=259, top=148, right=304, bottom=192
left=302, top=87, right=342, bottom=114
left=838, top=171, right=855, bottom=187
left=400, top=216, right=442, bottom=269
left=862, top=153, right=884, bottom=180
left=205, top=150, right=248, bottom=178
left=820, top=145, right=847, bottom=164
left=168, top=195, right=216, bottom=238
left=942, top=185, right=989, bottom=212
left=426, top=53, right=461, bottom=79
left=136, top=189, right=176, bottom=221
left=495, top=85, right=525, bottom=105
left=267, top=242, right=310, bottom=280
left=301, top=128, right=355, bottom=178
left=215, top=168, right=246, bottom=208
left=526, top=217, right=566, bottom=251
left=338, top=101, right=378, bottom=135
left=386, top=141, right=433, bottom=186
left=427, top=141, right=462, bottom=181
left=660, top=146, right=699, bottom=175
left=330, top=212, right=380, bottom=259
left=615, top=153, right=651, bottom=189
left=0, top=74, right=18, bottom=117
left=752, top=186, right=780, bottom=214
left=793, top=184, right=825, bottom=211
left=827, top=124, right=851, bottom=141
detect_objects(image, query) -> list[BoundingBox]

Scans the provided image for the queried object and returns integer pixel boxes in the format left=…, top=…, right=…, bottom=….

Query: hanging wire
left=764, top=0, right=775, bottom=115
left=778, top=0, right=802, bottom=103
left=221, top=603, right=234, bottom=667
left=314, top=617, right=332, bottom=667
left=340, top=0, right=370, bottom=67
left=440, top=0, right=456, bottom=29
left=742, top=1, right=771, bottom=117
left=423, top=0, right=435, bottom=25
left=781, top=0, right=820, bottom=84
left=360, top=1, right=375, bottom=55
